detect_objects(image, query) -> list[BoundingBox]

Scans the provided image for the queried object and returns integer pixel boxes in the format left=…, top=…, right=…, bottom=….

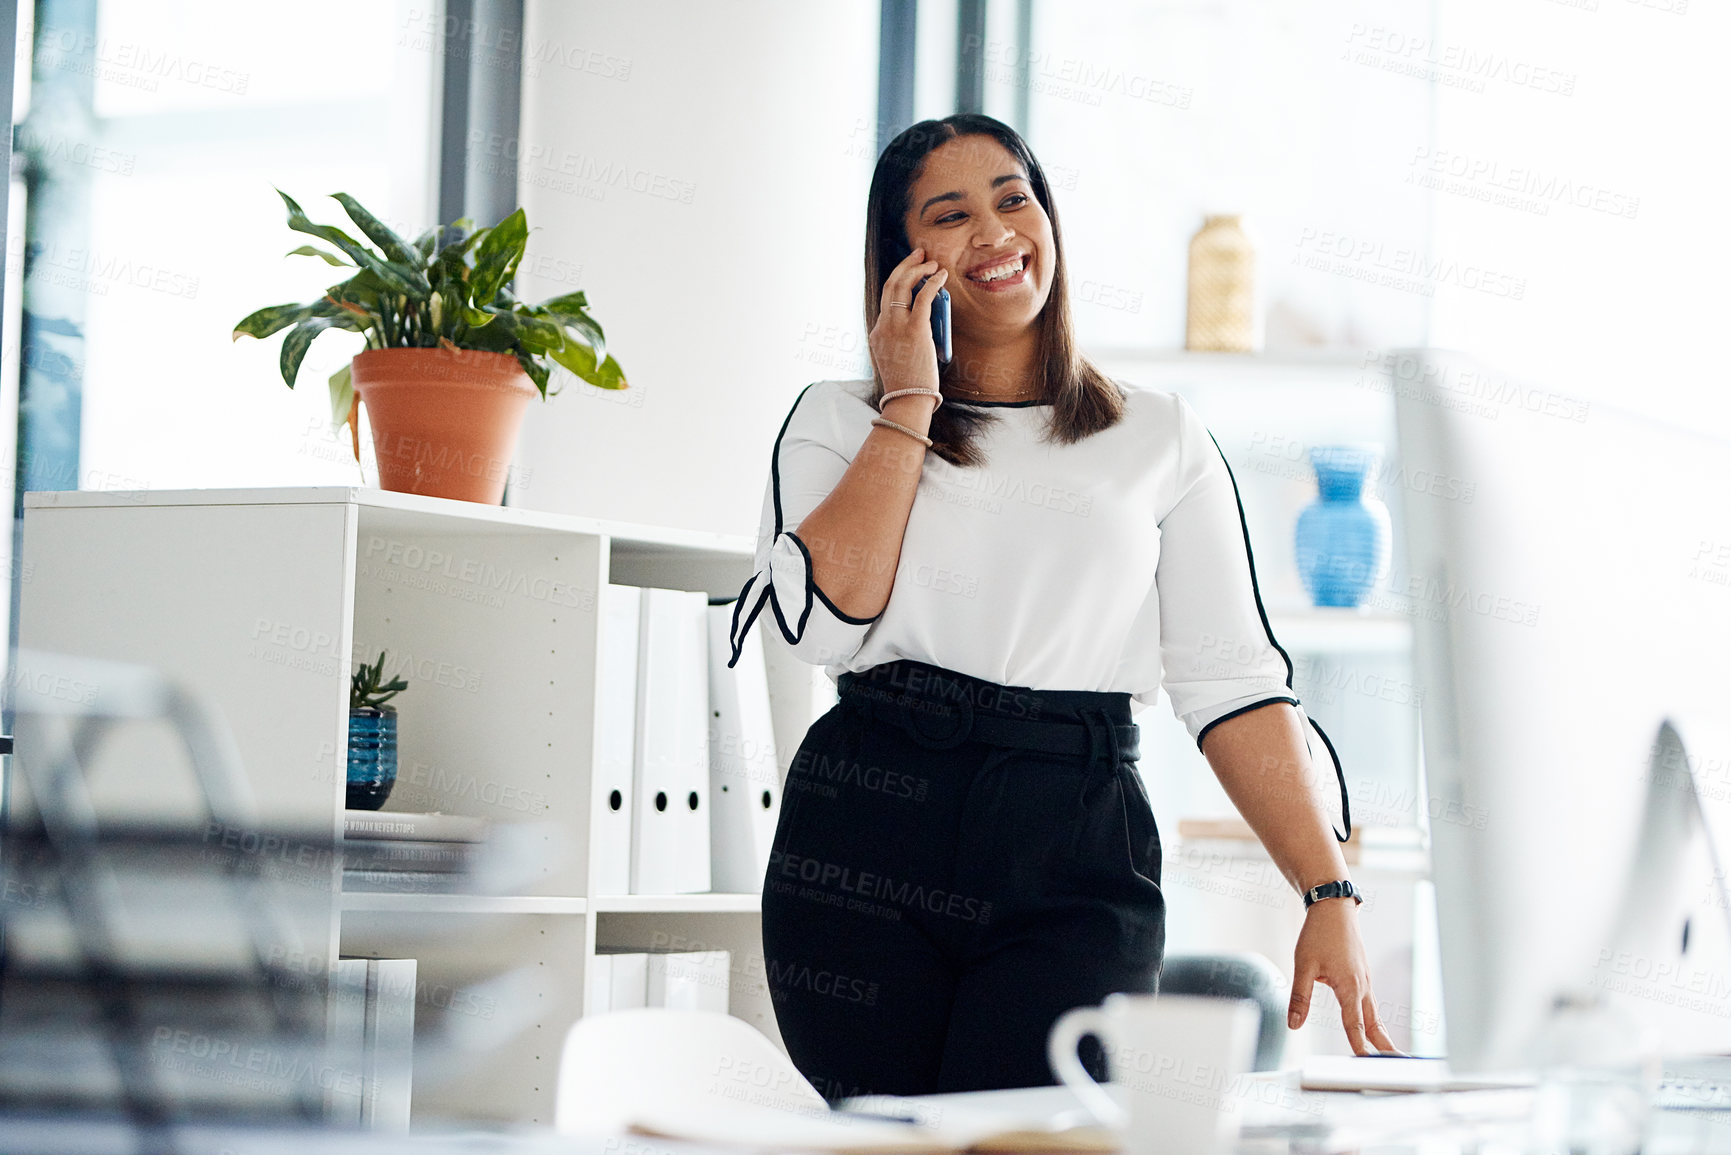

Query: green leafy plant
left=233, top=188, right=626, bottom=453
left=351, top=651, right=410, bottom=711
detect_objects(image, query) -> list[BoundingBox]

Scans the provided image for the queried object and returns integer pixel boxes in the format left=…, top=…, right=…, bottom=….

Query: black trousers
left=760, top=658, right=1166, bottom=1101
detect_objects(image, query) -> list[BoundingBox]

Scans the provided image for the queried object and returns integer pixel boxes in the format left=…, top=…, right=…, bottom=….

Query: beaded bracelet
left=870, top=416, right=933, bottom=447
left=878, top=387, right=943, bottom=412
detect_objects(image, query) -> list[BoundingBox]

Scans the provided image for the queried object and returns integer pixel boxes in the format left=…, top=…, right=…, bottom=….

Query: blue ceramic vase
left=347, top=706, right=398, bottom=810
left=1295, top=445, right=1391, bottom=608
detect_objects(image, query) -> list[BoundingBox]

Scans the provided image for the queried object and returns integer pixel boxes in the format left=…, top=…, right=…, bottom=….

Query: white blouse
left=726, top=377, right=1349, bottom=839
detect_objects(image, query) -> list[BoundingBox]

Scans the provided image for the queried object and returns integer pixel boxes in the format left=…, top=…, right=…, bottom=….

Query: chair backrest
left=554, top=1008, right=827, bottom=1134
left=1159, top=951, right=1289, bottom=1071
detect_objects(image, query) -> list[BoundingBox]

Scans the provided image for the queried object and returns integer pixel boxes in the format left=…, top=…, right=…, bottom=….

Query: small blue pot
left=1295, top=445, right=1392, bottom=608
left=347, top=706, right=398, bottom=810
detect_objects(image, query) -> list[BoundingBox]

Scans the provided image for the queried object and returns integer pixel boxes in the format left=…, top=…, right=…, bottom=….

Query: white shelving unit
left=1266, top=609, right=1413, bottom=655
left=1091, top=351, right=1422, bottom=786
left=14, top=486, right=818, bottom=1127
left=338, top=894, right=593, bottom=915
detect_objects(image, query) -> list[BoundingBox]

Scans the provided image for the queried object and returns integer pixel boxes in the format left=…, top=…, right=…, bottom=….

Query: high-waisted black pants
left=759, top=658, right=1166, bottom=1101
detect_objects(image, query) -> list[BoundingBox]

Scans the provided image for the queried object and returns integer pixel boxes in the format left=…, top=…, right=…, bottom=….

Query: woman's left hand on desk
left=1288, top=898, right=1405, bottom=1055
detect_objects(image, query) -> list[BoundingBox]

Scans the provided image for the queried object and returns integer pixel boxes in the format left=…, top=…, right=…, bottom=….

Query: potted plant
left=233, top=190, right=627, bottom=504
left=348, top=651, right=409, bottom=810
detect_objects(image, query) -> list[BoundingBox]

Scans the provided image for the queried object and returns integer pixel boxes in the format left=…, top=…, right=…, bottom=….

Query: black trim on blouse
left=1196, top=695, right=1303, bottom=747
left=1203, top=430, right=1354, bottom=843
left=727, top=384, right=883, bottom=669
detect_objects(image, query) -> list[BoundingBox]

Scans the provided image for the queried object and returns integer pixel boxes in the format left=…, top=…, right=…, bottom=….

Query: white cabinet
left=16, top=486, right=821, bottom=1126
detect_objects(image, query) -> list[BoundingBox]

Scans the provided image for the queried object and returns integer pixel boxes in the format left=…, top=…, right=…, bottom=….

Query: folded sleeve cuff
left=727, top=530, right=878, bottom=669
left=1187, top=690, right=1301, bottom=747
left=1177, top=682, right=1296, bottom=744
left=1187, top=694, right=1352, bottom=843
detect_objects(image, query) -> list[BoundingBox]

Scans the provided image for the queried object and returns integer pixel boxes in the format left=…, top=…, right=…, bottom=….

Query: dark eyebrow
left=917, top=173, right=1029, bottom=218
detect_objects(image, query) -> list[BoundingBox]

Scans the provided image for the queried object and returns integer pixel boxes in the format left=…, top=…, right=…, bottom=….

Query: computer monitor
left=1391, top=347, right=1731, bottom=1074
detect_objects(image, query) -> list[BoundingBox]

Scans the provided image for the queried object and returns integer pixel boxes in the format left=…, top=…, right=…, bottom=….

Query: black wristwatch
left=1302, top=879, right=1363, bottom=910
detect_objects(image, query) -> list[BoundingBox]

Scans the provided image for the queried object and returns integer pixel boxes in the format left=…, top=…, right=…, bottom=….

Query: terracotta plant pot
left=350, top=347, right=538, bottom=504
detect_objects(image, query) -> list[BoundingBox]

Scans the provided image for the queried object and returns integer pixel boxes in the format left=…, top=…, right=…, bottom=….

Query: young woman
left=726, top=113, right=1397, bottom=1100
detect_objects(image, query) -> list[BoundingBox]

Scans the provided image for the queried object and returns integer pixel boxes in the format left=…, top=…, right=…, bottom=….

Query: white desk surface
left=851, top=1077, right=1730, bottom=1153
left=3, top=1083, right=1727, bottom=1154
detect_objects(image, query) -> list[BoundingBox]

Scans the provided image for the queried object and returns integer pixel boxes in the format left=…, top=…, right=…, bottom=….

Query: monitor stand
left=1601, top=718, right=1731, bottom=1109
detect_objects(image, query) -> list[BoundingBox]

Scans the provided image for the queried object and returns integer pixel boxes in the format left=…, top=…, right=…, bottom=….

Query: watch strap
left=1302, top=879, right=1363, bottom=909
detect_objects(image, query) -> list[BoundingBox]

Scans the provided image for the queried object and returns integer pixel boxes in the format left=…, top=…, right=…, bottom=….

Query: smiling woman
left=858, top=115, right=1127, bottom=471
left=735, top=114, right=1391, bottom=1103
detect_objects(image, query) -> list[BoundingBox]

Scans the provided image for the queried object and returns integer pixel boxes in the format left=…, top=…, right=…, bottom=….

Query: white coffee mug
left=1048, top=992, right=1261, bottom=1155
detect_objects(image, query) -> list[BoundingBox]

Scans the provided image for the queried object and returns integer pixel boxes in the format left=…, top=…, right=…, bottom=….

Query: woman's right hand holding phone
left=869, top=246, right=948, bottom=419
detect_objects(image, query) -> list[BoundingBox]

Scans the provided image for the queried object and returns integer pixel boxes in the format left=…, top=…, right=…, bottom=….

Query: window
left=14, top=0, right=438, bottom=494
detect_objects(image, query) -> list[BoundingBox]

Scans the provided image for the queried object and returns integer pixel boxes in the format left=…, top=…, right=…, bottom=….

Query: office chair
left=1160, top=951, right=1287, bottom=1071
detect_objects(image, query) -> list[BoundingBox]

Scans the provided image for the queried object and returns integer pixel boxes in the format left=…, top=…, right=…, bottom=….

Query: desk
left=3, top=1085, right=1727, bottom=1154
left=895, top=1079, right=1731, bottom=1154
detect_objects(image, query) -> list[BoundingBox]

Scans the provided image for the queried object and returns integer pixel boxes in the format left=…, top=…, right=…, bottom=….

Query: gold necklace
left=946, top=382, right=1044, bottom=402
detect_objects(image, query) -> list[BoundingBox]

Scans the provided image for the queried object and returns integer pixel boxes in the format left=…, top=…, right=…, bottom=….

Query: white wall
left=1026, top=0, right=1438, bottom=355
left=508, top=0, right=881, bottom=538
left=1427, top=0, right=1729, bottom=432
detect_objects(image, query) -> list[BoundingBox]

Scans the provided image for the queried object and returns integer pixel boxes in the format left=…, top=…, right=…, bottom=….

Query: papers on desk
left=620, top=1063, right=1545, bottom=1153
left=614, top=1039, right=1114, bottom=1152
left=1242, top=1075, right=1539, bottom=1149
left=628, top=1098, right=1118, bottom=1153
left=1299, top=1054, right=1537, bottom=1093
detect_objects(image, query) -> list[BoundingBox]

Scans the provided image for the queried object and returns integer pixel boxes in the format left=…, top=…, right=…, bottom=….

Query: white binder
left=647, top=949, right=731, bottom=1013
left=596, top=949, right=650, bottom=1010
left=362, top=959, right=416, bottom=1132
left=585, top=952, right=614, bottom=1015
left=706, top=604, right=782, bottom=893
left=326, top=959, right=368, bottom=1125
left=630, top=587, right=712, bottom=894
left=595, top=584, right=641, bottom=895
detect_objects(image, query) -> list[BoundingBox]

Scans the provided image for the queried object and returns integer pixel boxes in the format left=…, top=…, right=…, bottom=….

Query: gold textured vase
left=1185, top=214, right=1258, bottom=352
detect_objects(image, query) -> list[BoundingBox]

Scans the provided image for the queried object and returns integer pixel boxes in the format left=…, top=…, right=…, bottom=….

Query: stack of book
left=341, top=811, right=489, bottom=893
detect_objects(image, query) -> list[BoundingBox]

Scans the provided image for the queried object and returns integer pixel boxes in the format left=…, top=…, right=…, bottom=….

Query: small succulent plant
left=351, top=651, right=410, bottom=711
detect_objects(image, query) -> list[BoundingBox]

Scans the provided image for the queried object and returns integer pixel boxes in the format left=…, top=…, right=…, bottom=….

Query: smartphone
left=920, top=278, right=953, bottom=365
left=895, top=243, right=952, bottom=365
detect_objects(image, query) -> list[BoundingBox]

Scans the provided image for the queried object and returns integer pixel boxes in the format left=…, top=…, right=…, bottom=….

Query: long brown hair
left=863, top=114, right=1127, bottom=468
